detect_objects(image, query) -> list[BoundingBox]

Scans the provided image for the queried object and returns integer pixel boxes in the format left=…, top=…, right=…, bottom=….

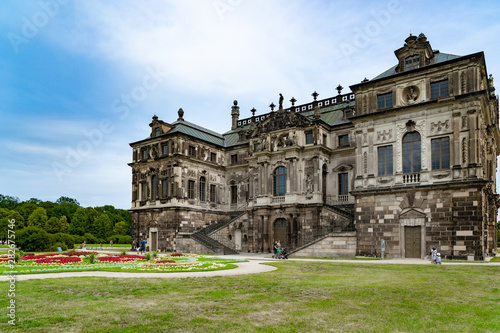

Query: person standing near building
left=431, top=246, right=437, bottom=264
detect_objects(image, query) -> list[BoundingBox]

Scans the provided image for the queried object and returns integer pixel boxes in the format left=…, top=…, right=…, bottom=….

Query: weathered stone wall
left=293, top=232, right=357, bottom=257
left=354, top=185, right=487, bottom=260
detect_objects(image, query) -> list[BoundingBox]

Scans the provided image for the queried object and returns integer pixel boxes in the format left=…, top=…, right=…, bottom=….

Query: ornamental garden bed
left=0, top=252, right=244, bottom=275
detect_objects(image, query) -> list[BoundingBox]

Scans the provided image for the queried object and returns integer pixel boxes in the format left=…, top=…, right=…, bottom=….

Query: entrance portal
left=150, top=231, right=158, bottom=252
left=273, top=218, right=288, bottom=246
left=404, top=226, right=421, bottom=258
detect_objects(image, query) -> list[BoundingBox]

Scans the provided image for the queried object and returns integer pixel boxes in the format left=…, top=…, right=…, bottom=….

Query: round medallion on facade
left=403, top=85, right=419, bottom=104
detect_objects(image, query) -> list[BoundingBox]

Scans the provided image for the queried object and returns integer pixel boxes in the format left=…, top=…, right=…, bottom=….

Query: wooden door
left=405, top=226, right=421, bottom=258
left=150, top=232, right=157, bottom=252
left=273, top=218, right=288, bottom=246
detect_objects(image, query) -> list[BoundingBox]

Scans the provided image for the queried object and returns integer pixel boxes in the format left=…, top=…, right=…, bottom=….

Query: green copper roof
left=169, top=120, right=225, bottom=146
left=372, top=52, right=462, bottom=80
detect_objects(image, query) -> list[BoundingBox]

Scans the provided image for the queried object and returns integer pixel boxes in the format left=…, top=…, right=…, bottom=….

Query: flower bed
left=97, top=255, right=145, bottom=263
left=170, top=253, right=184, bottom=257
left=65, top=251, right=98, bottom=257
left=34, top=257, right=82, bottom=264
left=22, top=253, right=63, bottom=260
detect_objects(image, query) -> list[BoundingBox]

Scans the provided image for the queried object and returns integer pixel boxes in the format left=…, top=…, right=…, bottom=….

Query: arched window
left=151, top=175, right=158, bottom=200
left=273, top=166, right=287, bottom=196
left=403, top=132, right=421, bottom=174
left=199, top=176, right=206, bottom=201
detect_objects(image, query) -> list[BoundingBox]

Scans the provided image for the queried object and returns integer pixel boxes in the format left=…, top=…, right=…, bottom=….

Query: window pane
left=432, top=137, right=450, bottom=170
left=273, top=166, right=287, bottom=196
left=403, top=132, right=421, bottom=174
left=339, top=173, right=348, bottom=195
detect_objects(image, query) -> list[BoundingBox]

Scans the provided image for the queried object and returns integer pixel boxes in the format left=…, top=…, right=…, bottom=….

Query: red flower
left=34, top=257, right=82, bottom=264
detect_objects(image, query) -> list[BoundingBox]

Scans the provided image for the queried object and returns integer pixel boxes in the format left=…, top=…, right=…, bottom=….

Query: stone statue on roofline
left=279, top=93, right=284, bottom=110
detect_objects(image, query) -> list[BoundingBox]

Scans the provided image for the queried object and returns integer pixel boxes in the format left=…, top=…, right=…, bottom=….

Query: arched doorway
left=273, top=218, right=288, bottom=246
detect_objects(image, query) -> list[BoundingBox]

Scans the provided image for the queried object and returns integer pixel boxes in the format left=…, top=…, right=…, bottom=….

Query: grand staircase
left=191, top=211, right=247, bottom=255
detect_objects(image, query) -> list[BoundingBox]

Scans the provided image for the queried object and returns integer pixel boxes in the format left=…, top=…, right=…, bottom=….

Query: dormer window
left=154, top=127, right=161, bottom=137
left=405, top=55, right=420, bottom=71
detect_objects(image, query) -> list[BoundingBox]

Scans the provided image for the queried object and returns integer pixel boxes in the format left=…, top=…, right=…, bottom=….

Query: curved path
left=1, top=253, right=498, bottom=281
left=0, top=259, right=276, bottom=281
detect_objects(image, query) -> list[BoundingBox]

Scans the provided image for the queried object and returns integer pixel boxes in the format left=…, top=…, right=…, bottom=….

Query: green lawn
left=1, top=261, right=499, bottom=332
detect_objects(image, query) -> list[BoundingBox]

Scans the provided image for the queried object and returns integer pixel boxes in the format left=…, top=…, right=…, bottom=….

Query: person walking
left=431, top=246, right=437, bottom=264
left=273, top=241, right=278, bottom=259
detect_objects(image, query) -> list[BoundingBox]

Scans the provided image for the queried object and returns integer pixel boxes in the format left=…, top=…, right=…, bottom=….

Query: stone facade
left=129, top=34, right=499, bottom=260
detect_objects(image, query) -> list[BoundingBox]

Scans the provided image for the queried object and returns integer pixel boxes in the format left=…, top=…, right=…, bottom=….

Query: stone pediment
left=332, top=164, right=354, bottom=172
left=399, top=208, right=426, bottom=219
left=249, top=110, right=311, bottom=138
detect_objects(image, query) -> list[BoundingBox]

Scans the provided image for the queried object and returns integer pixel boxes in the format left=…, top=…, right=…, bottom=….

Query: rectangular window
left=405, top=55, right=420, bottom=71
left=431, top=80, right=449, bottom=98
left=378, top=145, right=393, bottom=175
left=305, top=131, right=314, bottom=144
left=188, top=146, right=196, bottom=157
left=254, top=143, right=260, bottom=152
left=231, top=185, right=237, bottom=204
left=188, top=180, right=195, bottom=199
left=338, top=173, right=348, bottom=196
left=210, top=184, right=216, bottom=202
left=162, top=144, right=168, bottom=156
left=431, top=137, right=450, bottom=170
left=231, top=154, right=238, bottom=164
left=141, top=182, right=147, bottom=201
left=323, top=134, right=327, bottom=145
left=377, top=92, right=393, bottom=109
left=162, top=178, right=168, bottom=197
left=210, top=152, right=217, bottom=162
left=338, top=134, right=349, bottom=147
left=142, top=149, right=148, bottom=161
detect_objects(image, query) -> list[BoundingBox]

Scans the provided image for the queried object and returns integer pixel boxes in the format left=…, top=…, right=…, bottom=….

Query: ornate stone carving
left=431, top=120, right=449, bottom=133
left=403, top=85, right=419, bottom=103
left=249, top=111, right=311, bottom=138
left=377, top=129, right=392, bottom=142
left=363, top=152, right=368, bottom=174
left=462, top=138, right=467, bottom=164
left=461, top=116, right=468, bottom=129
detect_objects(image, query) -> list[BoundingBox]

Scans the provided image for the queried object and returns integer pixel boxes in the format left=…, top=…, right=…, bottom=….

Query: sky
left=1, top=0, right=500, bottom=209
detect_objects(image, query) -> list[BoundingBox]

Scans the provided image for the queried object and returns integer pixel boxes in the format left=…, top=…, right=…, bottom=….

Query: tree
left=0, top=195, right=19, bottom=209
left=27, top=207, right=48, bottom=228
left=59, top=216, right=69, bottom=234
left=15, top=202, right=38, bottom=221
left=93, top=214, right=113, bottom=239
left=17, top=226, right=52, bottom=252
left=56, top=196, right=80, bottom=206
left=69, top=207, right=88, bottom=236
left=113, top=221, right=129, bottom=236
left=45, top=216, right=63, bottom=234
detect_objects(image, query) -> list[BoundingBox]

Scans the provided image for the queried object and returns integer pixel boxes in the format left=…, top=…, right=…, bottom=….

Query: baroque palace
left=129, top=34, right=499, bottom=260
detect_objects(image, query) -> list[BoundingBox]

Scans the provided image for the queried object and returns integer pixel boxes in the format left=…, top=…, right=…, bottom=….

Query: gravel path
left=1, top=253, right=498, bottom=281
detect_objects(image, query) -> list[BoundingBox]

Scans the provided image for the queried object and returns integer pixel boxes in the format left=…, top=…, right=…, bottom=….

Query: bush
left=48, top=242, right=68, bottom=252
left=83, top=233, right=98, bottom=244
left=107, top=235, right=131, bottom=245
left=16, top=226, right=52, bottom=252
left=54, top=233, right=75, bottom=249
left=72, top=234, right=85, bottom=245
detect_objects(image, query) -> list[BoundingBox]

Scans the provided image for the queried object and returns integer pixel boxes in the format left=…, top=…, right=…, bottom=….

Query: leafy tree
left=15, top=202, right=38, bottom=221
left=54, top=233, right=75, bottom=249
left=112, top=221, right=129, bottom=235
left=45, top=216, right=63, bottom=234
left=59, top=216, right=69, bottom=234
left=93, top=214, right=113, bottom=239
left=8, top=211, right=25, bottom=231
left=56, top=196, right=80, bottom=206
left=69, top=207, right=88, bottom=236
left=17, top=226, right=52, bottom=252
left=27, top=207, right=48, bottom=228
left=83, top=233, right=98, bottom=244
left=26, top=198, right=42, bottom=205
left=0, top=195, right=20, bottom=209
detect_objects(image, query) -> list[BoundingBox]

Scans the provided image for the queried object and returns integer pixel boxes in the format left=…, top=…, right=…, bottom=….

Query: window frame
left=273, top=166, right=287, bottom=196
left=338, top=173, right=349, bottom=196
left=230, top=185, right=238, bottom=204
left=402, top=132, right=422, bottom=174
left=199, top=176, right=206, bottom=201
left=338, top=134, right=349, bottom=147
left=188, top=146, right=196, bottom=157
left=431, top=137, right=450, bottom=170
left=231, top=154, right=238, bottom=165
left=377, top=92, right=393, bottom=109
left=431, top=79, right=449, bottom=98
left=209, top=184, right=216, bottom=202
left=188, top=180, right=195, bottom=199
left=162, top=143, right=168, bottom=156
left=377, top=145, right=393, bottom=176
left=305, top=131, right=314, bottom=145
left=405, top=55, right=420, bottom=71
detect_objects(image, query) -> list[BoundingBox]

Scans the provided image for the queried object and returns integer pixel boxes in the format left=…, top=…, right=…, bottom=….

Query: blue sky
left=1, top=0, right=500, bottom=209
